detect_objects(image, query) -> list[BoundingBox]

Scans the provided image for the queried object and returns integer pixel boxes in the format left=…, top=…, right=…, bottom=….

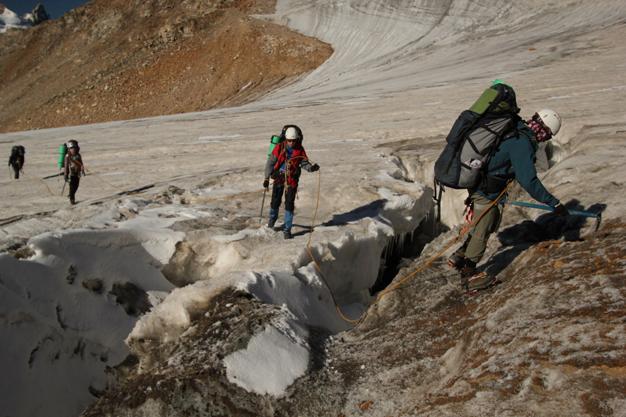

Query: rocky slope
left=0, top=0, right=332, bottom=132
left=277, top=220, right=625, bottom=416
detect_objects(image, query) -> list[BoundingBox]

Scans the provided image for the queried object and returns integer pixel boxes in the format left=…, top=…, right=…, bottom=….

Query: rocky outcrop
left=83, top=289, right=284, bottom=417
left=30, top=3, right=49, bottom=25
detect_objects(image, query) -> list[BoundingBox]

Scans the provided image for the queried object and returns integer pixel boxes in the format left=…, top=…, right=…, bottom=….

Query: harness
left=272, top=143, right=307, bottom=188
left=66, top=154, right=84, bottom=176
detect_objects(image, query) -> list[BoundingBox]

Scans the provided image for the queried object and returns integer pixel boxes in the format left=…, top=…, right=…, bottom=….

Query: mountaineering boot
left=447, top=253, right=466, bottom=271
left=283, top=229, right=293, bottom=240
left=267, top=218, right=276, bottom=228
left=459, top=262, right=477, bottom=291
left=464, top=272, right=498, bottom=295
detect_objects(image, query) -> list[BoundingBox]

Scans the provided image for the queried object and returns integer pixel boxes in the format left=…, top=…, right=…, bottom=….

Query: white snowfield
left=1, top=1, right=626, bottom=416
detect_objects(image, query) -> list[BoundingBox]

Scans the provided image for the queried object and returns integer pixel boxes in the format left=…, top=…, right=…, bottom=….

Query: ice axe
left=42, top=172, right=63, bottom=180
left=504, top=200, right=602, bottom=230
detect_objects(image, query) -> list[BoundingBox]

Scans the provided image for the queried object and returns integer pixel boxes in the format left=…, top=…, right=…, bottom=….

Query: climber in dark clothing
left=263, top=125, right=319, bottom=239
left=63, top=140, right=85, bottom=205
left=8, top=145, right=25, bottom=179
left=449, top=109, right=568, bottom=292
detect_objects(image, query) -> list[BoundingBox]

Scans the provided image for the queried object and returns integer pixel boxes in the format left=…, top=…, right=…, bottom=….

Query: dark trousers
left=10, top=162, right=20, bottom=179
left=269, top=182, right=297, bottom=231
left=69, top=176, right=80, bottom=202
left=270, top=182, right=297, bottom=212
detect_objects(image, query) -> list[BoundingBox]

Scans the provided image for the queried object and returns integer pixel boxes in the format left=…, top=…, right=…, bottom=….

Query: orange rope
left=304, top=178, right=514, bottom=327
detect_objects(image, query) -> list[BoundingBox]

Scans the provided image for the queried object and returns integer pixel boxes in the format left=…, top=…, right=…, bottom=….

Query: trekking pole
left=259, top=188, right=267, bottom=223
left=504, top=200, right=602, bottom=230
left=61, top=177, right=67, bottom=196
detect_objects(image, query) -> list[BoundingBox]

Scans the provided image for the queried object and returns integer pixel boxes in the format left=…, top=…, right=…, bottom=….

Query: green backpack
left=57, top=143, right=67, bottom=169
left=268, top=135, right=283, bottom=157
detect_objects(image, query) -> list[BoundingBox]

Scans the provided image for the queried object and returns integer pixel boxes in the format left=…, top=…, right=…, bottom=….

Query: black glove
left=552, top=203, right=568, bottom=216
left=64, top=175, right=69, bottom=182
left=310, top=163, right=319, bottom=172
left=263, top=178, right=269, bottom=189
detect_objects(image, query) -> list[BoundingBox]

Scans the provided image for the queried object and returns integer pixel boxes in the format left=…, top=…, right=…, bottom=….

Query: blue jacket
left=479, top=121, right=559, bottom=207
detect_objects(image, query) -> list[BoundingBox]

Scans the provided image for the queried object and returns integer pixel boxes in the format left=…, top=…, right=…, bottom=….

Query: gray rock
left=82, top=278, right=103, bottom=294
left=31, top=4, right=49, bottom=26
left=109, top=282, right=150, bottom=316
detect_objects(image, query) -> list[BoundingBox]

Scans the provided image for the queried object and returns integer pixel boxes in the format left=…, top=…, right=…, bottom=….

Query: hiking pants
left=454, top=192, right=502, bottom=264
left=269, top=182, right=297, bottom=231
left=68, top=176, right=80, bottom=202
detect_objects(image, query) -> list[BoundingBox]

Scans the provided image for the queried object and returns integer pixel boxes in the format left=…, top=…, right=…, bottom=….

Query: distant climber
left=447, top=108, right=568, bottom=293
left=63, top=139, right=85, bottom=205
left=263, top=125, right=319, bottom=239
left=8, top=145, right=25, bottom=179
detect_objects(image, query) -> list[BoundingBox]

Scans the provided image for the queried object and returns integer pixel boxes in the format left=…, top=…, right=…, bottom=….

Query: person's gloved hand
left=64, top=175, right=69, bottom=182
left=310, top=163, right=320, bottom=172
left=553, top=203, right=568, bottom=216
left=263, top=178, right=269, bottom=190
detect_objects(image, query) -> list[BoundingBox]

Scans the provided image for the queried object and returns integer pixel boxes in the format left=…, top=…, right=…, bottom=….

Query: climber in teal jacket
left=479, top=120, right=560, bottom=207
left=449, top=109, right=567, bottom=293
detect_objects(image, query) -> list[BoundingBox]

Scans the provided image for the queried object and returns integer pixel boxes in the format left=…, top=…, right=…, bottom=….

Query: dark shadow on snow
left=482, top=199, right=606, bottom=277
left=286, top=199, right=388, bottom=237
left=321, top=199, right=387, bottom=227
left=292, top=224, right=313, bottom=237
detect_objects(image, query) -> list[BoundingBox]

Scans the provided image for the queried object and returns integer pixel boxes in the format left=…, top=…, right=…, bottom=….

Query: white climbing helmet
left=284, top=127, right=299, bottom=140
left=536, top=109, right=562, bottom=136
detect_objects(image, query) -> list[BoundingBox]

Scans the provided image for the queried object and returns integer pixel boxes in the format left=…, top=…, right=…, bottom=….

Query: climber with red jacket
left=263, top=125, right=319, bottom=239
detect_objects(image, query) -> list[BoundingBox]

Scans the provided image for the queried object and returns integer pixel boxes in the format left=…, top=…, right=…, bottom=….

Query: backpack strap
left=433, top=179, right=444, bottom=224
left=476, top=116, right=520, bottom=193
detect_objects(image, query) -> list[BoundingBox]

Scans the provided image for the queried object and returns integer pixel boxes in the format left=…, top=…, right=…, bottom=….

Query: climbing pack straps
left=433, top=179, right=444, bottom=224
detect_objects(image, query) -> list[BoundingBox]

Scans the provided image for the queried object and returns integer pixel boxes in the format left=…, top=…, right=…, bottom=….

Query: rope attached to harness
left=304, top=179, right=515, bottom=327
